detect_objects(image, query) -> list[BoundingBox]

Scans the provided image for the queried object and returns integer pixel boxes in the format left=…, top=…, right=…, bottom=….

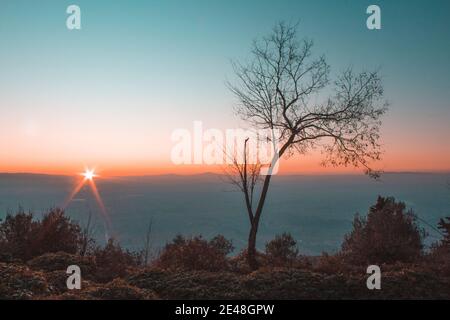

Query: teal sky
left=1, top=0, right=449, bottom=174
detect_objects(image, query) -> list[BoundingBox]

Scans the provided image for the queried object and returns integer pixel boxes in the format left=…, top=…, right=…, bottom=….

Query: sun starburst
left=83, top=168, right=96, bottom=180
left=63, top=167, right=111, bottom=238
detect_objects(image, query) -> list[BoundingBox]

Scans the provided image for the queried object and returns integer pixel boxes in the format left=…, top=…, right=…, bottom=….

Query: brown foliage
left=0, top=262, right=49, bottom=299
left=34, top=209, right=82, bottom=256
left=27, top=252, right=97, bottom=278
left=155, top=234, right=233, bottom=271
left=82, top=279, right=158, bottom=300
left=0, top=208, right=83, bottom=261
left=265, top=233, right=299, bottom=267
left=313, top=253, right=364, bottom=275
left=0, top=209, right=37, bottom=261
left=342, top=196, right=425, bottom=264
left=92, top=239, right=142, bottom=283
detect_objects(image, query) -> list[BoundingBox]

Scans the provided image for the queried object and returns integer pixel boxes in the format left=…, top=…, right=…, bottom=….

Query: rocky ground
left=1, top=252, right=449, bottom=300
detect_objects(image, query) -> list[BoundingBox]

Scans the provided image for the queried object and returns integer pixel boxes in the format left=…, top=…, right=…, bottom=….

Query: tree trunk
left=246, top=136, right=294, bottom=270
left=247, top=221, right=259, bottom=270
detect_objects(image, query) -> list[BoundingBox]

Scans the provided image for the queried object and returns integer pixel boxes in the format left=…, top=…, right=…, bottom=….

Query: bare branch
left=223, top=138, right=262, bottom=223
left=228, top=22, right=386, bottom=175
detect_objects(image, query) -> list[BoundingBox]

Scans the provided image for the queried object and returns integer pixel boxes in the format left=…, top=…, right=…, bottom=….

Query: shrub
left=228, top=249, right=266, bottom=273
left=34, top=209, right=82, bottom=256
left=313, top=252, right=364, bottom=275
left=0, top=209, right=37, bottom=261
left=128, top=268, right=245, bottom=299
left=341, top=196, right=425, bottom=264
left=84, top=279, right=158, bottom=300
left=424, top=217, right=450, bottom=277
left=0, top=208, right=143, bottom=282
left=0, top=262, right=49, bottom=299
left=265, top=233, right=299, bottom=267
left=93, top=239, right=142, bottom=283
left=156, top=234, right=232, bottom=271
left=27, top=252, right=96, bottom=277
left=209, top=235, right=234, bottom=256
left=0, top=208, right=84, bottom=261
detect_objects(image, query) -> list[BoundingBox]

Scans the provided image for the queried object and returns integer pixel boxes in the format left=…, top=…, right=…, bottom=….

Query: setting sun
left=82, top=169, right=96, bottom=180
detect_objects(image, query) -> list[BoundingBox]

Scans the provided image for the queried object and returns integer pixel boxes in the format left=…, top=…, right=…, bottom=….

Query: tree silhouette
left=227, top=22, right=387, bottom=269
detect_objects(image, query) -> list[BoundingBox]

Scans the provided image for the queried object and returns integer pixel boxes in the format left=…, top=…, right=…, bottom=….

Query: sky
left=0, top=0, right=449, bottom=176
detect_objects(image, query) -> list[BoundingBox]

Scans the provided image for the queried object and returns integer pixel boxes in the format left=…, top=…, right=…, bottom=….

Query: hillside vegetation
left=1, top=197, right=449, bottom=299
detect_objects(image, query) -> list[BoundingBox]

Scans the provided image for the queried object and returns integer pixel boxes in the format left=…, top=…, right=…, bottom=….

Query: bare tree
left=227, top=22, right=387, bottom=269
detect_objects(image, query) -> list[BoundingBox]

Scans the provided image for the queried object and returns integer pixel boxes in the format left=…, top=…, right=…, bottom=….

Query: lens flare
left=63, top=167, right=112, bottom=237
left=83, top=169, right=96, bottom=180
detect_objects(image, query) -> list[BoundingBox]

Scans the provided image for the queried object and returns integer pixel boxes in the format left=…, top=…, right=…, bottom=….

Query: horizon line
left=1, top=170, right=449, bottom=178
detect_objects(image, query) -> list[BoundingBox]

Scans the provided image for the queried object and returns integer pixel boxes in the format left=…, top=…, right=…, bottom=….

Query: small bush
left=156, top=234, right=232, bottom=271
left=209, top=235, right=234, bottom=256
left=34, top=209, right=82, bottom=256
left=341, top=196, right=425, bottom=265
left=313, top=252, right=364, bottom=275
left=228, top=249, right=266, bottom=273
left=0, top=208, right=84, bottom=261
left=128, top=268, right=245, bottom=299
left=93, top=239, right=142, bottom=283
left=425, top=218, right=450, bottom=277
left=0, top=262, right=49, bottom=299
left=265, top=233, right=299, bottom=267
left=84, top=279, right=158, bottom=300
left=0, top=209, right=37, bottom=261
left=27, top=252, right=96, bottom=277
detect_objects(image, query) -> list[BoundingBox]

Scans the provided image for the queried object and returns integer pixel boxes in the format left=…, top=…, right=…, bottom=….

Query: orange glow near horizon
left=2, top=110, right=450, bottom=176
left=6, top=136, right=450, bottom=177
left=2, top=150, right=450, bottom=178
left=3, top=159, right=450, bottom=176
